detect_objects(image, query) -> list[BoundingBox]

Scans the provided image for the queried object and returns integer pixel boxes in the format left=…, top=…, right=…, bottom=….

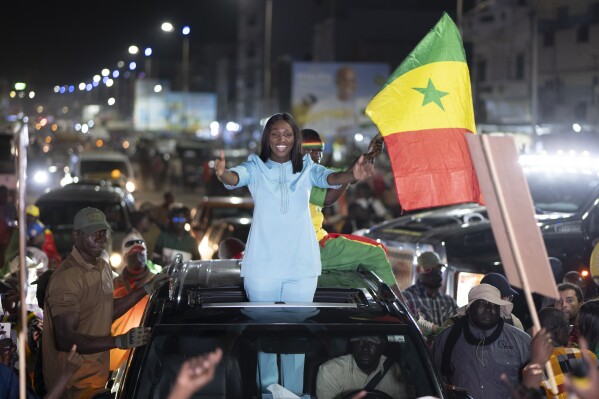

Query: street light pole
left=182, top=32, right=190, bottom=93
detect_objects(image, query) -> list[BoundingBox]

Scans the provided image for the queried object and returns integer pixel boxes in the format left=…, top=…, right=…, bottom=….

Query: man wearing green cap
left=43, top=207, right=169, bottom=398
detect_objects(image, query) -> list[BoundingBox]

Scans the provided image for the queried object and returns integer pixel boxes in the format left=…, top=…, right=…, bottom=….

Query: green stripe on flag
left=384, top=13, right=466, bottom=86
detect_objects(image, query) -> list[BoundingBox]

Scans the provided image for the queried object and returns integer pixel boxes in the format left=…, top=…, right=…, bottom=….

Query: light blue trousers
left=244, top=276, right=318, bottom=395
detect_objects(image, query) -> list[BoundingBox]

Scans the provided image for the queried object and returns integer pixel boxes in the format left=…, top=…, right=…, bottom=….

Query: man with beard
left=316, top=335, right=407, bottom=399
left=432, top=284, right=532, bottom=399
left=554, top=282, right=584, bottom=348
left=402, top=252, right=457, bottom=335
left=110, top=234, right=162, bottom=371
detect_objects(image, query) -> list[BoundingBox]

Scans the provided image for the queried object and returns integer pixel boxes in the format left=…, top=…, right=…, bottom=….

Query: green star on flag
left=413, top=79, right=449, bottom=110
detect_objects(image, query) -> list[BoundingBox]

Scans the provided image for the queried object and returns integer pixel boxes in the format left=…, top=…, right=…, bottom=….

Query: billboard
left=291, top=62, right=389, bottom=143
left=134, top=80, right=216, bottom=134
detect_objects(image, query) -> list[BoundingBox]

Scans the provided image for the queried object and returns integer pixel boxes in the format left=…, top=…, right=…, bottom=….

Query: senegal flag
left=366, top=13, right=482, bottom=211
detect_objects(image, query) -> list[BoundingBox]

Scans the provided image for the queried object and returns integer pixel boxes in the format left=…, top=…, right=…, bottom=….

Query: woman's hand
left=214, top=150, right=226, bottom=179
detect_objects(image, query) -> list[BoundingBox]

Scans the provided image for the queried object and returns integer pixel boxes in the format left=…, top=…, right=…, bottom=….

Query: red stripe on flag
left=384, top=128, right=483, bottom=211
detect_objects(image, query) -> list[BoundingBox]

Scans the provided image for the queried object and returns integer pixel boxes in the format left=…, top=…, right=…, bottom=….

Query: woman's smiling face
left=268, top=120, right=294, bottom=163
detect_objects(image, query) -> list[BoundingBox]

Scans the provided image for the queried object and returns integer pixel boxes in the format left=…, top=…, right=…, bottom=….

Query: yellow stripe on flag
left=366, top=61, right=476, bottom=136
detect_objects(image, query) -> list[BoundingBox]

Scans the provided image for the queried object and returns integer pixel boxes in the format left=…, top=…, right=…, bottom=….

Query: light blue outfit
left=225, top=153, right=338, bottom=394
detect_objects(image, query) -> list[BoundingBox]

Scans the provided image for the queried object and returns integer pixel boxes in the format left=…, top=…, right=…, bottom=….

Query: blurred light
left=59, top=87, right=66, bottom=94
left=128, top=45, right=139, bottom=55
left=86, top=84, right=92, bottom=91
left=106, top=79, right=114, bottom=87
left=122, top=140, right=130, bottom=149
left=78, top=82, right=86, bottom=91
left=125, top=181, right=136, bottom=192
left=581, top=269, right=589, bottom=277
left=35, top=123, right=41, bottom=130
left=111, top=169, right=122, bottom=179
left=102, top=76, right=109, bottom=84
left=92, top=81, right=99, bottom=87
left=28, top=91, right=35, bottom=98
left=9, top=91, right=16, bottom=98
left=117, top=60, right=125, bottom=68
left=51, top=124, right=58, bottom=131
left=153, top=84, right=163, bottom=93
left=37, top=106, right=44, bottom=113
left=93, top=75, right=101, bottom=82
left=161, top=22, right=174, bottom=32
left=144, top=47, right=152, bottom=56
left=14, top=82, right=26, bottom=90
left=182, top=26, right=190, bottom=35
left=573, top=123, right=582, bottom=133
left=210, top=121, right=219, bottom=130
left=129, top=62, right=136, bottom=71
left=68, top=85, right=75, bottom=92
left=354, top=133, right=364, bottom=142
left=110, top=253, right=122, bottom=268
left=81, top=124, right=89, bottom=134
left=107, top=97, right=116, bottom=106
left=62, top=106, right=69, bottom=114
left=53, top=86, right=60, bottom=93
left=88, top=120, right=95, bottom=128
left=96, top=139, right=104, bottom=148
left=60, top=173, right=73, bottom=187
left=124, top=71, right=131, bottom=78
left=33, top=170, right=48, bottom=184
left=75, top=123, right=81, bottom=131
left=42, top=145, right=50, bottom=153
left=45, top=136, right=51, bottom=143
left=48, top=166, right=57, bottom=173
left=112, top=70, right=119, bottom=78
left=101, top=68, right=110, bottom=77
left=226, top=121, right=240, bottom=132
left=185, top=223, right=191, bottom=232
left=40, top=118, right=47, bottom=126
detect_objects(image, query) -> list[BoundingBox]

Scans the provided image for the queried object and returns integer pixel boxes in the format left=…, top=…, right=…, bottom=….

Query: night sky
left=0, top=0, right=459, bottom=91
left=0, top=0, right=239, bottom=89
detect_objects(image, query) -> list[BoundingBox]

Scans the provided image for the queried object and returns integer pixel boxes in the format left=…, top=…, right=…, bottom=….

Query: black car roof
left=146, top=260, right=412, bottom=326
left=36, top=182, right=132, bottom=203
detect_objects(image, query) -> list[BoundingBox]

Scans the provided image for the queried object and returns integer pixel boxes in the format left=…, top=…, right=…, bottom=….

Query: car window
left=129, top=324, right=438, bottom=399
left=80, top=160, right=130, bottom=177
left=527, top=172, right=599, bottom=213
left=38, top=201, right=128, bottom=231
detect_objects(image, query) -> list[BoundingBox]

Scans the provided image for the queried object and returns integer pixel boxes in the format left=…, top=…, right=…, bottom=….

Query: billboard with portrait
left=291, top=62, right=389, bottom=143
left=134, top=80, right=216, bottom=135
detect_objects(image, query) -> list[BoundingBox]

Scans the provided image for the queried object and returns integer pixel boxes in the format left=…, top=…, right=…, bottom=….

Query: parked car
left=71, top=150, right=137, bottom=192
left=191, top=196, right=254, bottom=242
left=110, top=259, right=471, bottom=399
left=35, top=181, right=136, bottom=268
left=364, top=153, right=599, bottom=307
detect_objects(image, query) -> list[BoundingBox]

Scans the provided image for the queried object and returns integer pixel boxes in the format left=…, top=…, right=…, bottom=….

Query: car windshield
left=526, top=171, right=599, bottom=213
left=81, top=160, right=129, bottom=177
left=130, top=324, right=438, bottom=399
left=37, top=201, right=127, bottom=231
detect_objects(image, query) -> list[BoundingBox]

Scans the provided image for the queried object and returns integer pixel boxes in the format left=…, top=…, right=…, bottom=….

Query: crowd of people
left=0, top=111, right=599, bottom=399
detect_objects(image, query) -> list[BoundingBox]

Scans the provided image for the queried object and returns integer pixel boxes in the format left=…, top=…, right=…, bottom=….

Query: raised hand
left=351, top=155, right=375, bottom=182
left=214, top=150, right=226, bottom=179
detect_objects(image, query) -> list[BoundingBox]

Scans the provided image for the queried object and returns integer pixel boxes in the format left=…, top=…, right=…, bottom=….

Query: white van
left=73, top=150, right=137, bottom=192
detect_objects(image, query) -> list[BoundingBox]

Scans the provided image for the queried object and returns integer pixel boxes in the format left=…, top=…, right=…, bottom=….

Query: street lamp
left=161, top=21, right=191, bottom=92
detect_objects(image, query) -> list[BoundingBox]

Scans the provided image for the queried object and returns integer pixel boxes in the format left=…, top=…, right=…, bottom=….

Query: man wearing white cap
left=110, top=234, right=162, bottom=370
left=432, top=284, right=532, bottom=399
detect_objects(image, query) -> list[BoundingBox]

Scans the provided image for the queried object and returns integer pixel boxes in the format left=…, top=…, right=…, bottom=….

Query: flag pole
left=16, top=121, right=29, bottom=399
left=480, top=135, right=558, bottom=395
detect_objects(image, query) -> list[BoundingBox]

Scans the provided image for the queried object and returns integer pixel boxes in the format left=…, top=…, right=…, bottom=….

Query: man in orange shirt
left=110, top=234, right=162, bottom=370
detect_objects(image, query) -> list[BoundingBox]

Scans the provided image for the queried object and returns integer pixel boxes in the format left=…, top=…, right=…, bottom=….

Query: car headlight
left=125, top=181, right=136, bottom=192
left=33, top=170, right=49, bottom=184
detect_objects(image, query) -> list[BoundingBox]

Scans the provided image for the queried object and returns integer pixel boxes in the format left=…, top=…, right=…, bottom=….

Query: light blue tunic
left=225, top=154, right=338, bottom=279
